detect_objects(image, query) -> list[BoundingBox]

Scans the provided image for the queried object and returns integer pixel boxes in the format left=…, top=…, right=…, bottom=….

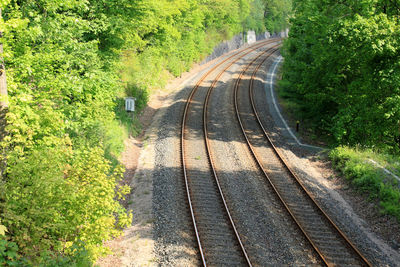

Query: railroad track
left=234, top=47, right=372, bottom=266
left=181, top=39, right=281, bottom=266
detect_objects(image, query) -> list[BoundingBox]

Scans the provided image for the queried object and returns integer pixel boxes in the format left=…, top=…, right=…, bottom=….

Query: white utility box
left=125, top=97, right=136, bottom=112
left=247, top=30, right=256, bottom=44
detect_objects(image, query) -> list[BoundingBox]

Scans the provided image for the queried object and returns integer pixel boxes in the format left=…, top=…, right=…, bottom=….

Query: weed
left=330, top=146, right=400, bottom=221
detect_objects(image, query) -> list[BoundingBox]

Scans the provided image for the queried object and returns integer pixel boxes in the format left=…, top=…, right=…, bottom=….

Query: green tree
left=282, top=0, right=400, bottom=150
left=0, top=0, right=131, bottom=263
left=264, top=0, right=292, bottom=32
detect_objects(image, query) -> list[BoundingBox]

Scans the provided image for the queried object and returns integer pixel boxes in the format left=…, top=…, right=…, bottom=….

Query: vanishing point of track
left=181, top=39, right=280, bottom=266
left=234, top=46, right=372, bottom=266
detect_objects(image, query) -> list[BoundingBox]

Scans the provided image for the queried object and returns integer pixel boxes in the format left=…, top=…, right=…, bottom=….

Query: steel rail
left=180, top=39, right=278, bottom=266
left=248, top=52, right=372, bottom=266
left=202, top=43, right=282, bottom=267
left=233, top=46, right=372, bottom=266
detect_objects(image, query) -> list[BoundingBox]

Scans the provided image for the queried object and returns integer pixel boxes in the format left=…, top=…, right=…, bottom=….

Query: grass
left=330, top=146, right=400, bottom=221
left=115, top=97, right=142, bottom=138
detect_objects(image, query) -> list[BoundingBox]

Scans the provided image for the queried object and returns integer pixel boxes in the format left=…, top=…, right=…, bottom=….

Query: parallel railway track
left=234, top=48, right=372, bottom=266
left=181, top=37, right=372, bottom=266
left=181, top=39, right=281, bottom=266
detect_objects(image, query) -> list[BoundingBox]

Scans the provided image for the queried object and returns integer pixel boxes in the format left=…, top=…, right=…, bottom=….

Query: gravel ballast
left=152, top=47, right=255, bottom=266
left=100, top=40, right=400, bottom=266
left=206, top=45, right=320, bottom=265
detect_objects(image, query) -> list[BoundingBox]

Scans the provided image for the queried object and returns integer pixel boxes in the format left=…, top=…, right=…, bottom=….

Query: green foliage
left=120, top=0, right=293, bottom=103
left=0, top=222, right=6, bottom=237
left=2, top=143, right=132, bottom=261
left=244, top=0, right=266, bottom=33
left=0, top=0, right=133, bottom=264
left=36, top=246, right=92, bottom=267
left=0, top=237, right=92, bottom=266
left=330, top=147, right=400, bottom=220
left=120, top=0, right=252, bottom=99
left=263, top=0, right=292, bottom=32
left=0, top=238, right=21, bottom=266
left=0, top=0, right=289, bottom=265
left=282, top=0, right=400, bottom=150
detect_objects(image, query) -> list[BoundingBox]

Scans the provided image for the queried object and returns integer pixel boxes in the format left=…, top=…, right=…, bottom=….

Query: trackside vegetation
left=0, top=0, right=292, bottom=265
left=280, top=0, right=400, bottom=221
left=330, top=147, right=400, bottom=220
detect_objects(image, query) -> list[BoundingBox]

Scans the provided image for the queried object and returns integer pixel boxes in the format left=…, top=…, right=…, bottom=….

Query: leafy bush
left=0, top=0, right=136, bottom=263
left=0, top=237, right=93, bottom=266
left=2, top=144, right=131, bottom=261
left=0, top=238, right=21, bottom=266
left=330, top=147, right=400, bottom=220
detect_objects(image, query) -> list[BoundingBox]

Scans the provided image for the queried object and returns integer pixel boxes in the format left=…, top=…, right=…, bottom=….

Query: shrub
left=0, top=238, right=21, bottom=266
left=330, top=146, right=400, bottom=220
left=1, top=144, right=131, bottom=262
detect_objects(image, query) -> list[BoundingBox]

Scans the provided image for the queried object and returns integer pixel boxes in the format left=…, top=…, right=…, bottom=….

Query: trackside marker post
left=125, top=97, right=136, bottom=119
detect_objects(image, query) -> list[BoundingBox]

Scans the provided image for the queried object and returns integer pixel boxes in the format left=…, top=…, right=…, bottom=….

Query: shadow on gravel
left=152, top=76, right=323, bottom=265
left=150, top=50, right=393, bottom=266
left=152, top=164, right=323, bottom=266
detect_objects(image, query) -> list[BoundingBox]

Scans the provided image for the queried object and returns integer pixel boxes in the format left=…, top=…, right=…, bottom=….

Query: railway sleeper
left=191, top=198, right=224, bottom=205
left=189, top=184, right=219, bottom=192
left=323, top=250, right=356, bottom=260
left=306, top=229, right=336, bottom=237
left=288, top=207, right=319, bottom=216
left=325, top=255, right=362, bottom=266
left=202, top=235, right=240, bottom=244
left=205, top=249, right=245, bottom=257
left=300, top=219, right=327, bottom=228
left=193, top=212, right=226, bottom=222
left=197, top=224, right=234, bottom=233
left=204, top=257, right=246, bottom=267
left=204, top=246, right=245, bottom=256
left=274, top=187, right=306, bottom=198
left=193, top=209, right=228, bottom=218
left=292, top=210, right=319, bottom=217
left=314, top=238, right=345, bottom=247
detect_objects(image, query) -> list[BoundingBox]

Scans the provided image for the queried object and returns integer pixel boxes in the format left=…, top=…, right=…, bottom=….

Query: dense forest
left=0, top=0, right=291, bottom=265
left=282, top=0, right=400, bottom=150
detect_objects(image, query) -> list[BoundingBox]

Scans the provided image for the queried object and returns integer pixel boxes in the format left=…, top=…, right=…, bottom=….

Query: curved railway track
left=181, top=39, right=281, bottom=266
left=234, top=47, right=372, bottom=266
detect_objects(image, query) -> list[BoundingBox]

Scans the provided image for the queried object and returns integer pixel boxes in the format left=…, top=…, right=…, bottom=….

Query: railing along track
left=181, top=39, right=280, bottom=266
left=234, top=48, right=372, bottom=267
